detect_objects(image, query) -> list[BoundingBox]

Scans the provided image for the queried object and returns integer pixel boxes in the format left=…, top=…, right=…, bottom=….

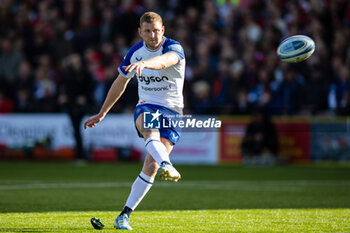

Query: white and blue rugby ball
left=277, top=35, right=315, bottom=63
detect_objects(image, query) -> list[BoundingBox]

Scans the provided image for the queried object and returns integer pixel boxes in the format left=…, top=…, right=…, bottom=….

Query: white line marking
left=0, top=182, right=132, bottom=190
left=0, top=180, right=348, bottom=191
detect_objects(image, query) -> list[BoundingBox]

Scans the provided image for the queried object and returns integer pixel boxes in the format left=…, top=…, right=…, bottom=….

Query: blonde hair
left=140, top=12, right=163, bottom=26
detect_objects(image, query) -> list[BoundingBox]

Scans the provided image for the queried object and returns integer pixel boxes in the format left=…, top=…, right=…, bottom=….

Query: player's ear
left=138, top=27, right=142, bottom=36
left=162, top=25, right=164, bottom=34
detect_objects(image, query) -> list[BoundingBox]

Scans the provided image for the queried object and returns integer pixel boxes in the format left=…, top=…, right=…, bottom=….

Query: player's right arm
left=83, top=74, right=131, bottom=129
left=84, top=43, right=140, bottom=129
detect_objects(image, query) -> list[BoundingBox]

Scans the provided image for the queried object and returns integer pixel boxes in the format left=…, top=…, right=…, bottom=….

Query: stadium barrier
left=0, top=114, right=349, bottom=163
left=0, top=114, right=76, bottom=160
left=219, top=117, right=311, bottom=163
left=80, top=114, right=218, bottom=164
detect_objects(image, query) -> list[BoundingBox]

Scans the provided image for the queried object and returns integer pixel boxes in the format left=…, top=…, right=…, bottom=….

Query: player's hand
left=123, top=61, right=145, bottom=76
left=83, top=112, right=106, bottom=129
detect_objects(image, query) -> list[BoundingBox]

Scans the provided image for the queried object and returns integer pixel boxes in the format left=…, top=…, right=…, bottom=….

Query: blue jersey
left=118, top=37, right=185, bottom=112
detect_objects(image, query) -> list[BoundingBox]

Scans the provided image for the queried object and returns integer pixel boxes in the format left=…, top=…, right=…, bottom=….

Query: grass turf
left=0, top=162, right=349, bottom=232
left=1, top=209, right=349, bottom=232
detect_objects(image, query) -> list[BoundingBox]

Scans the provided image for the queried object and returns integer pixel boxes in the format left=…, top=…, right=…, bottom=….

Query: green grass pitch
left=0, top=162, right=349, bottom=232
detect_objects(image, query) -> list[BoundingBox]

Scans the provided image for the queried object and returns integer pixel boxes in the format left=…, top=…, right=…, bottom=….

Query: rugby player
left=84, top=11, right=185, bottom=230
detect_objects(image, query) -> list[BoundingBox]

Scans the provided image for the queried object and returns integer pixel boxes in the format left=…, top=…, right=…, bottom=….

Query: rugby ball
left=277, top=35, right=315, bottom=63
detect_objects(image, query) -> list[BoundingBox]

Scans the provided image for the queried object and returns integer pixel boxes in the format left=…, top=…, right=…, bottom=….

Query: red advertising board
left=219, top=118, right=249, bottom=163
left=275, top=120, right=310, bottom=162
left=219, top=117, right=310, bottom=163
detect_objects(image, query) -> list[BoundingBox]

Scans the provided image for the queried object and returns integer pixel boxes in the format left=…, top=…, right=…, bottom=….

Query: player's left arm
left=123, top=52, right=181, bottom=76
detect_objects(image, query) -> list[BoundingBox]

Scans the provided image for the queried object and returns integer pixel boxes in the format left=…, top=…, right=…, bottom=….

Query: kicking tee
left=118, top=37, right=185, bottom=113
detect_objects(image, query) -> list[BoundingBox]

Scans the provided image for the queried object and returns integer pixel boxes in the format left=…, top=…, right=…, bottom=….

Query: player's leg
left=121, top=138, right=174, bottom=213
left=114, top=165, right=153, bottom=230
left=121, top=154, right=157, bottom=217
left=135, top=113, right=180, bottom=181
left=114, top=137, right=175, bottom=230
left=135, top=113, right=171, bottom=165
left=114, top=157, right=155, bottom=230
left=114, top=155, right=156, bottom=230
left=157, top=137, right=180, bottom=182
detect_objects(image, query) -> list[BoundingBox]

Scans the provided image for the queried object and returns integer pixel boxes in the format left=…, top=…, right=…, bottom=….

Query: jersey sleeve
left=118, top=42, right=143, bottom=78
left=118, top=53, right=135, bottom=78
left=162, top=39, right=185, bottom=61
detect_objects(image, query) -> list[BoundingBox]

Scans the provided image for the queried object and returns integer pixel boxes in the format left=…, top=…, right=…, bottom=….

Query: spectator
left=247, top=69, right=273, bottom=109
left=212, top=59, right=230, bottom=113
left=0, top=38, right=23, bottom=96
left=190, top=80, right=213, bottom=114
left=0, top=90, right=14, bottom=113
left=15, top=87, right=34, bottom=113
left=0, top=0, right=349, bottom=117
left=48, top=20, right=73, bottom=63
left=0, top=38, right=23, bottom=79
left=302, top=65, right=329, bottom=115
left=241, top=109, right=278, bottom=158
left=329, top=66, right=350, bottom=115
left=16, top=61, right=34, bottom=89
left=15, top=61, right=35, bottom=112
left=33, top=67, right=57, bottom=112
left=273, top=67, right=305, bottom=115
left=99, top=7, right=119, bottom=43
left=58, top=53, right=95, bottom=159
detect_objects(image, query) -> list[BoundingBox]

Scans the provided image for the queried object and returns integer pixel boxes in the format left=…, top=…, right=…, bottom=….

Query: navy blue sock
left=161, top=161, right=171, bottom=165
left=120, top=206, right=133, bottom=217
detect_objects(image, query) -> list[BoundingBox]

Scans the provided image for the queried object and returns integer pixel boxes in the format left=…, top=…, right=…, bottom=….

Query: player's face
left=139, top=21, right=164, bottom=50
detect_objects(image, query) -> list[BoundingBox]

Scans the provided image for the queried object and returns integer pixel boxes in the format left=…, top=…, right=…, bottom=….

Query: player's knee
left=141, top=129, right=152, bottom=139
left=141, top=129, right=159, bottom=140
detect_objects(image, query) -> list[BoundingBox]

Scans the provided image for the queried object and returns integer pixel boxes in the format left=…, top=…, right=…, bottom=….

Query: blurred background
left=0, top=0, right=349, bottom=164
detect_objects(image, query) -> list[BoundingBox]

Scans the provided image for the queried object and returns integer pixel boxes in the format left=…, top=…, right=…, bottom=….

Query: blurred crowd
left=0, top=0, right=349, bottom=116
